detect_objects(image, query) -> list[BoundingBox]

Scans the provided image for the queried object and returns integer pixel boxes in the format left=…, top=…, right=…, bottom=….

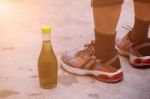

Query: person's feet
left=116, top=32, right=150, bottom=68
left=61, top=41, right=123, bottom=83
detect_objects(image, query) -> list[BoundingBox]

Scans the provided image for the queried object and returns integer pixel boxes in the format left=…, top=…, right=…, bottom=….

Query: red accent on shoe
left=143, top=59, right=150, bottom=64
left=134, top=59, right=142, bottom=64
left=111, top=72, right=123, bottom=81
left=98, top=74, right=109, bottom=81
left=97, top=72, right=123, bottom=82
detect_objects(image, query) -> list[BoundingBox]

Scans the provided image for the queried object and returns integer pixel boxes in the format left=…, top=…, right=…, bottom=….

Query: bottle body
left=38, top=34, right=57, bottom=89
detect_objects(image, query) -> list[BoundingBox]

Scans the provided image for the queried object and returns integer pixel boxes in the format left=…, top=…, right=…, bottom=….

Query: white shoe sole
left=60, top=59, right=123, bottom=83
left=129, top=54, right=150, bottom=67
left=116, top=46, right=150, bottom=67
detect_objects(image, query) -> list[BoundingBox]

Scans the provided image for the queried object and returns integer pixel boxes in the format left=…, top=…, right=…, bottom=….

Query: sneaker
left=116, top=33, right=150, bottom=67
left=61, top=41, right=123, bottom=83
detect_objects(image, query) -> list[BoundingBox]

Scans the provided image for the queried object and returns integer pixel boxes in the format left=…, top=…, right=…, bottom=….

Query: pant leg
left=134, top=0, right=150, bottom=3
left=91, top=0, right=123, bottom=7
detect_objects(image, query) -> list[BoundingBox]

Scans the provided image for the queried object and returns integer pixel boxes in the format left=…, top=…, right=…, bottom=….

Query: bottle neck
left=42, top=34, right=52, bottom=52
left=43, top=33, right=51, bottom=41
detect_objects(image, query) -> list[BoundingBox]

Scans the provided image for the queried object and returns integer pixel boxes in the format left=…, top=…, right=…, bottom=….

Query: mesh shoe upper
left=61, top=41, right=121, bottom=73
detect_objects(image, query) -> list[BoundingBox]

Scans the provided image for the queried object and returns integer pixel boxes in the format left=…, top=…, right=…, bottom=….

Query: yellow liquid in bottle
left=38, top=40, right=58, bottom=89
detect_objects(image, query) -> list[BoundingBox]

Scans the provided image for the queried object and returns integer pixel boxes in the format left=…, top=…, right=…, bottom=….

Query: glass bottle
left=38, top=26, right=57, bottom=89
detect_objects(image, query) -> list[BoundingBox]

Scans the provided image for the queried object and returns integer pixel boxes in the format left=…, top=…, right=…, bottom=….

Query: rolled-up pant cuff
left=91, top=0, right=124, bottom=7
left=134, top=0, right=150, bottom=3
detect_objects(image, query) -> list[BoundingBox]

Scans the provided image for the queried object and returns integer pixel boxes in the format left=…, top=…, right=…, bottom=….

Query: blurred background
left=0, top=0, right=149, bottom=99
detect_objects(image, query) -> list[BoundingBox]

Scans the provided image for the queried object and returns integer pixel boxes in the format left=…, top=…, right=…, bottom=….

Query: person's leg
left=116, top=0, right=150, bottom=67
left=134, top=0, right=150, bottom=21
left=60, top=0, right=124, bottom=82
left=129, top=0, right=150, bottom=45
left=92, top=0, right=123, bottom=63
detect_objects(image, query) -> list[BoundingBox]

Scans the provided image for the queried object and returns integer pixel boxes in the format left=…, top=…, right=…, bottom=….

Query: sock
left=94, top=29, right=118, bottom=63
left=129, top=18, right=150, bottom=45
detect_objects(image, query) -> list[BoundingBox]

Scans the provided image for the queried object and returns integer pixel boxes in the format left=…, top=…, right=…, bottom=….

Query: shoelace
left=76, top=41, right=95, bottom=57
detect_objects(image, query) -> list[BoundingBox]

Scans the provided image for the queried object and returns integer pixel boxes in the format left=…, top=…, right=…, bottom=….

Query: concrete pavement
left=0, top=0, right=149, bottom=99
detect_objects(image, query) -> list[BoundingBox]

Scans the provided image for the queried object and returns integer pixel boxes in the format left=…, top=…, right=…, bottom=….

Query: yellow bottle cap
left=42, top=26, right=52, bottom=34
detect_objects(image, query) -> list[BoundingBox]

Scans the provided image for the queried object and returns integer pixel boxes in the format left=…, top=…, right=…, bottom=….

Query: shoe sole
left=60, top=60, right=123, bottom=83
left=116, top=46, right=150, bottom=68
left=129, top=54, right=150, bottom=68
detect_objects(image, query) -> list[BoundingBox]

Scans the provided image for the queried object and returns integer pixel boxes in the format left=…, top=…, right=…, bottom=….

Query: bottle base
left=40, top=82, right=57, bottom=89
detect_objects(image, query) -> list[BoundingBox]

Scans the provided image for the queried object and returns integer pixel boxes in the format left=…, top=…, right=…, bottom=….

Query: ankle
left=94, top=29, right=117, bottom=62
left=128, top=18, right=150, bottom=44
